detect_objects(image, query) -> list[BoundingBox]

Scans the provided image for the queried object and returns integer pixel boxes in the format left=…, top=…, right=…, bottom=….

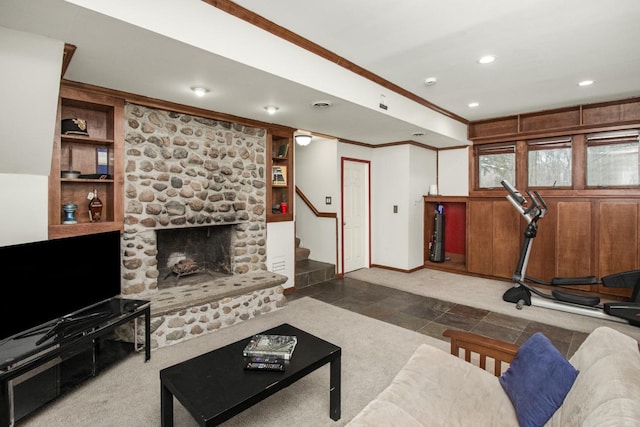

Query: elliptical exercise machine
left=501, top=180, right=640, bottom=327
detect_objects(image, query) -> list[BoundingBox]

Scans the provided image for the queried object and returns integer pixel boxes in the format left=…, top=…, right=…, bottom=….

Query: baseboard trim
left=369, top=264, right=424, bottom=274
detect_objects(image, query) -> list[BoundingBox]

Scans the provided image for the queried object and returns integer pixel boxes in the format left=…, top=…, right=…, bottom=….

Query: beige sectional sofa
left=347, top=326, right=640, bottom=426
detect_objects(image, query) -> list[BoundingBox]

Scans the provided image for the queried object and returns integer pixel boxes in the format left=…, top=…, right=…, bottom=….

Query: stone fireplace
left=119, top=104, right=287, bottom=349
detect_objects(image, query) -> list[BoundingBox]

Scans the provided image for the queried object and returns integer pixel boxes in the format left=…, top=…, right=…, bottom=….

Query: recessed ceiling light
left=264, top=105, right=279, bottom=115
left=578, top=80, right=594, bottom=87
left=191, top=87, right=209, bottom=97
left=424, top=77, right=437, bottom=87
left=468, top=102, right=480, bottom=108
left=477, top=55, right=495, bottom=64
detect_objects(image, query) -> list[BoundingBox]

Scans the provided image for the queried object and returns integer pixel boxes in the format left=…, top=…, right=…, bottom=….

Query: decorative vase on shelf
left=62, top=203, right=78, bottom=224
left=88, top=189, right=103, bottom=222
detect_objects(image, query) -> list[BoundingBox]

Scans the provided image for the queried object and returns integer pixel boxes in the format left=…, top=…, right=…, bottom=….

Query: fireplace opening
left=157, top=226, right=233, bottom=289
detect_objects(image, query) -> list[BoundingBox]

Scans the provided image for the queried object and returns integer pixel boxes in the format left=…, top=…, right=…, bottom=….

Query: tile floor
left=288, top=275, right=590, bottom=358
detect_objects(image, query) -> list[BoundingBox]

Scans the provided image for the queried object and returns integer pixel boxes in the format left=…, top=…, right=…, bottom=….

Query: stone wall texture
left=148, top=285, right=286, bottom=349
left=121, top=104, right=269, bottom=298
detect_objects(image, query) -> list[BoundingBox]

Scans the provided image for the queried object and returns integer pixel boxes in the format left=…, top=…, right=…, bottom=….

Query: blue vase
left=62, top=203, right=78, bottom=224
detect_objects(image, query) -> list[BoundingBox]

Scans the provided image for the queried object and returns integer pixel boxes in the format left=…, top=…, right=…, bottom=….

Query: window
left=586, top=130, right=639, bottom=187
left=527, top=137, right=572, bottom=187
left=477, top=143, right=515, bottom=188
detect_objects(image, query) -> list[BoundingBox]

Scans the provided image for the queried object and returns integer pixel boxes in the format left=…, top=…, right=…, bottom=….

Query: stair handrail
left=295, top=186, right=339, bottom=275
left=295, top=186, right=337, bottom=218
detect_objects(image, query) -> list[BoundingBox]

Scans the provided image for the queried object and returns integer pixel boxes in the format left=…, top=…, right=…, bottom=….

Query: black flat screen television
left=0, top=231, right=122, bottom=342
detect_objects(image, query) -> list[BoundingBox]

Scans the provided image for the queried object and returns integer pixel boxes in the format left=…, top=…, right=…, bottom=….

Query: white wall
left=296, top=140, right=441, bottom=272
left=266, top=221, right=295, bottom=289
left=0, top=174, right=49, bottom=246
left=409, top=145, right=438, bottom=267
left=370, top=145, right=438, bottom=270
left=372, top=146, right=409, bottom=268
left=294, top=137, right=339, bottom=266
left=0, top=26, right=64, bottom=246
left=296, top=139, right=377, bottom=274
left=337, top=143, right=375, bottom=164
left=438, top=148, right=469, bottom=195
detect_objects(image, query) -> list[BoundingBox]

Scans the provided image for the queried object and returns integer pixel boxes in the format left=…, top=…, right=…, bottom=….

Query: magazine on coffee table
left=242, top=334, right=297, bottom=360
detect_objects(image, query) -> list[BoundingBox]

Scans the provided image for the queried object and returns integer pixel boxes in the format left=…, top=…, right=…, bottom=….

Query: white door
left=342, top=159, right=369, bottom=273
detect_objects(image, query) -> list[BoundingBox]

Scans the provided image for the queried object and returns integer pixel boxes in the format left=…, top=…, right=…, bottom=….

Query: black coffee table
left=160, top=323, right=341, bottom=426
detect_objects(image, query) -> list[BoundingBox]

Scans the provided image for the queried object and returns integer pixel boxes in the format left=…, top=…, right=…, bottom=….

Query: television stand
left=0, top=297, right=150, bottom=426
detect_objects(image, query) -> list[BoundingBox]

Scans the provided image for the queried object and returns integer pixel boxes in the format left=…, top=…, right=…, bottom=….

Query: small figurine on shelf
left=88, top=188, right=103, bottom=222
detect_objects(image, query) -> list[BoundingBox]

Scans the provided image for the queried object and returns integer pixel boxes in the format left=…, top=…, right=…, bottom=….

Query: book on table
left=242, top=334, right=297, bottom=360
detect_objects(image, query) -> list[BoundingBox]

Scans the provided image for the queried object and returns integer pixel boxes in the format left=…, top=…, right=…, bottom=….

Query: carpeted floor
left=17, top=297, right=448, bottom=427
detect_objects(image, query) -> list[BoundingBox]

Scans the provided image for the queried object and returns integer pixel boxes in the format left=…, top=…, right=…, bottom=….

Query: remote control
left=244, top=362, right=285, bottom=371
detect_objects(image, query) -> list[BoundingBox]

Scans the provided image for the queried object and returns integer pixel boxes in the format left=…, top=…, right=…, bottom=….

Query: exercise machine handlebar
left=501, top=180, right=548, bottom=223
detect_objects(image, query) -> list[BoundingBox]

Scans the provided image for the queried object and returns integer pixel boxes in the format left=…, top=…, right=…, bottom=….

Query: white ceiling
left=2, top=0, right=639, bottom=148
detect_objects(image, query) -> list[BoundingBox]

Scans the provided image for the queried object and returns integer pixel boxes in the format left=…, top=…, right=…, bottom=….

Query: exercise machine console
left=501, top=180, right=640, bottom=326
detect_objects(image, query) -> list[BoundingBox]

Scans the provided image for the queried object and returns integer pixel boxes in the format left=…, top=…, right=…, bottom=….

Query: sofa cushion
left=499, top=332, right=578, bottom=427
left=347, top=343, right=517, bottom=426
left=548, top=326, right=640, bottom=426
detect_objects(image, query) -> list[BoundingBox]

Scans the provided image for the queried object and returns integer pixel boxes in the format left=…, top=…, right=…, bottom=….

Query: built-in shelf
left=423, top=196, right=467, bottom=272
left=267, top=130, right=294, bottom=223
left=48, top=82, right=124, bottom=239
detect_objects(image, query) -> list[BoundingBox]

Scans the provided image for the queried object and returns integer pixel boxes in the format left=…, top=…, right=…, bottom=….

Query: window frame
left=475, top=142, right=516, bottom=190
left=472, top=128, right=640, bottom=194
left=585, top=130, right=639, bottom=189
left=526, top=136, right=573, bottom=189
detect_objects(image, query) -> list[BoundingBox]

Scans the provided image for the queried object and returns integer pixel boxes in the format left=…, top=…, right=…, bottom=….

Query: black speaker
left=430, top=212, right=445, bottom=262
